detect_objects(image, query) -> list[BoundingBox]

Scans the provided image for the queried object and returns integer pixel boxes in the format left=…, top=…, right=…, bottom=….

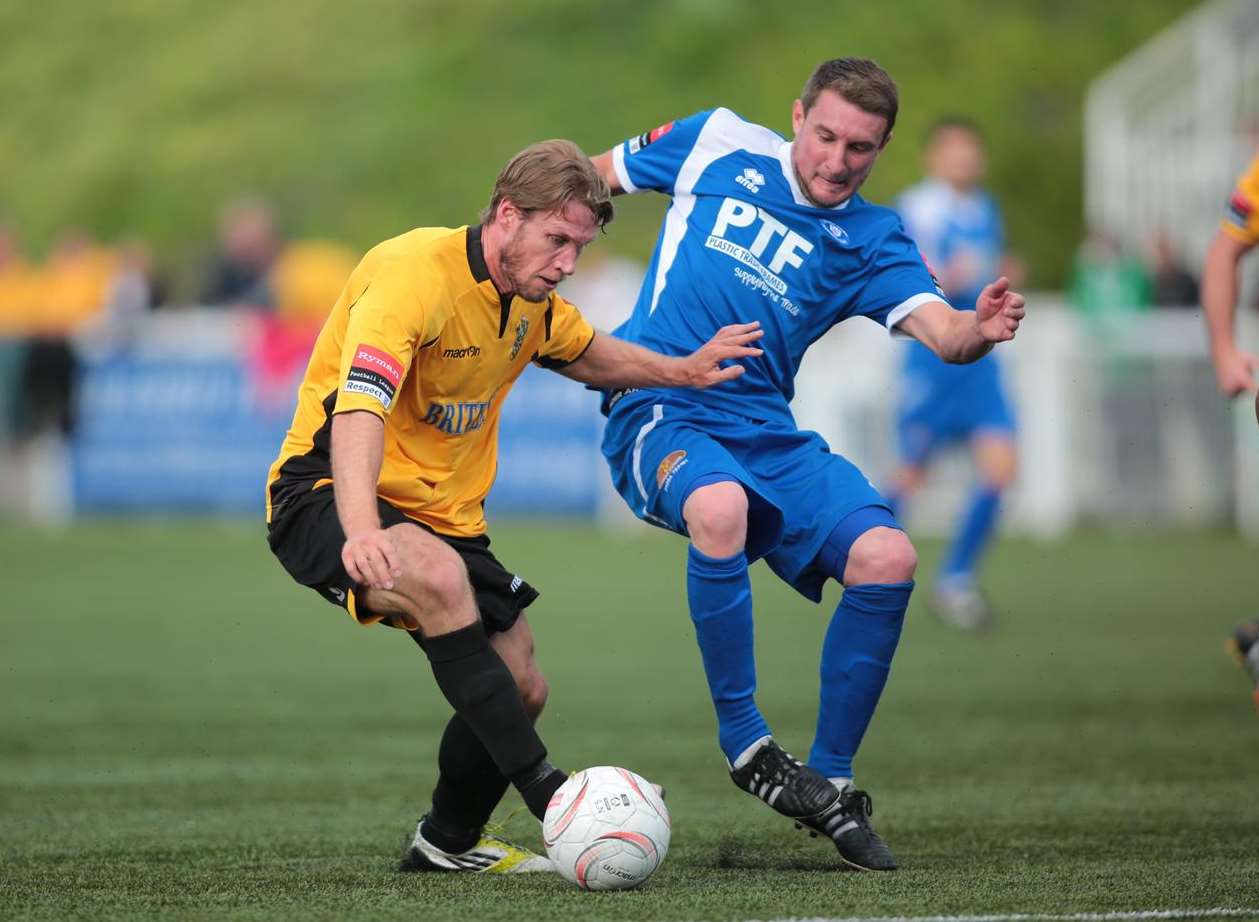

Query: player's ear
left=879, top=128, right=893, bottom=151
left=497, top=198, right=521, bottom=227
left=791, top=99, right=805, bottom=134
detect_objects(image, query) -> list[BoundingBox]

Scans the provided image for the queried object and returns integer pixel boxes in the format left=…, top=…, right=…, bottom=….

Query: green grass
left=3, top=520, right=1258, bottom=920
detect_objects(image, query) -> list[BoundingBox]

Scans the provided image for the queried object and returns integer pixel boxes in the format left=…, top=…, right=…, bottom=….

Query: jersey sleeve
left=334, top=262, right=432, bottom=418
left=1222, top=151, right=1259, bottom=246
left=611, top=110, right=715, bottom=195
left=532, top=293, right=596, bottom=369
left=856, top=220, right=949, bottom=334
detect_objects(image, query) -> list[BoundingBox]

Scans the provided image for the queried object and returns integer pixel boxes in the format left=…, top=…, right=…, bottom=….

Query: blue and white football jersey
left=896, top=178, right=1003, bottom=311
left=893, top=178, right=1015, bottom=457
left=608, top=107, right=945, bottom=425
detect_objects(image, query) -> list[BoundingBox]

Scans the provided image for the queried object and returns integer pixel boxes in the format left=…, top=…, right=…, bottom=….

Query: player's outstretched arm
left=590, top=150, right=627, bottom=196
left=1202, top=229, right=1258, bottom=396
left=557, top=322, right=764, bottom=389
left=896, top=277, right=1026, bottom=364
left=330, top=410, right=402, bottom=591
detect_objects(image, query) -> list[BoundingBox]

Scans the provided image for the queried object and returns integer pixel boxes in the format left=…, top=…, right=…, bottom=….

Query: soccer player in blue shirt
left=888, top=118, right=1019, bottom=629
left=589, top=58, right=1025, bottom=870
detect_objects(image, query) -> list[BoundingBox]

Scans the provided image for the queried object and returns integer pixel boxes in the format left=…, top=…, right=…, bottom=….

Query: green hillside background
left=0, top=0, right=1202, bottom=290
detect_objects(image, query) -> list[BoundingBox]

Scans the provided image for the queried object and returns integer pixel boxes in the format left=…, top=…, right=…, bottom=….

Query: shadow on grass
left=706, top=835, right=860, bottom=872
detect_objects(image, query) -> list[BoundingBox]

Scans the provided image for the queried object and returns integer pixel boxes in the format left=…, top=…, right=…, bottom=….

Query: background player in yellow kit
left=1202, top=148, right=1259, bottom=710
left=266, top=139, right=763, bottom=872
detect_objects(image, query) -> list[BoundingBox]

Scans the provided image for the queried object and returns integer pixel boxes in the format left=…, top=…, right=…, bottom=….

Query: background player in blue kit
left=589, top=58, right=1026, bottom=871
left=887, top=118, right=1020, bottom=630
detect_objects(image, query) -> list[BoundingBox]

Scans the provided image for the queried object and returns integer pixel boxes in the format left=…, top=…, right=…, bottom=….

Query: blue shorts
left=896, top=343, right=1016, bottom=466
left=601, top=392, right=891, bottom=602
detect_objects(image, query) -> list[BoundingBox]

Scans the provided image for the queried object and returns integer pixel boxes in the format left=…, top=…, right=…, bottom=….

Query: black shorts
left=267, top=484, right=539, bottom=634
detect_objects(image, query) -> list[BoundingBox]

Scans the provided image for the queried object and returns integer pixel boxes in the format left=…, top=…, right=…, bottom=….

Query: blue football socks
left=686, top=544, right=771, bottom=764
left=941, top=486, right=1002, bottom=584
left=809, top=581, right=913, bottom=779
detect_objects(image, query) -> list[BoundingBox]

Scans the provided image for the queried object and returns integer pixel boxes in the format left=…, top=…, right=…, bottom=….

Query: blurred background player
left=886, top=118, right=1020, bottom=630
left=1201, top=147, right=1259, bottom=709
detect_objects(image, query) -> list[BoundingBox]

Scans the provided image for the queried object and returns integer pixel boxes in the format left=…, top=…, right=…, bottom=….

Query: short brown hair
left=801, top=58, right=899, bottom=141
left=482, top=139, right=614, bottom=228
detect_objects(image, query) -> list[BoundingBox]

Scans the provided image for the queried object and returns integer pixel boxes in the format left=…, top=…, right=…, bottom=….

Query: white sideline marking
left=752, top=909, right=1259, bottom=922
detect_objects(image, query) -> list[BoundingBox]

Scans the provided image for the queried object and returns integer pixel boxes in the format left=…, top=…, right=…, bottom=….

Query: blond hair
left=482, top=139, right=613, bottom=228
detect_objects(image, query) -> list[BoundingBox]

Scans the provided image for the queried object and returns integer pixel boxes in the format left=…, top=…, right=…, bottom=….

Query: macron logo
left=735, top=167, right=765, bottom=194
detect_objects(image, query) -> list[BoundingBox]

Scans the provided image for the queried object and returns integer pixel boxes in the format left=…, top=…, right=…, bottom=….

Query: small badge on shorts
left=656, top=449, right=688, bottom=490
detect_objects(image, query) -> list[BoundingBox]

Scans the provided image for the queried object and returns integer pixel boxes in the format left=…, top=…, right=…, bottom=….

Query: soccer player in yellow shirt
left=1204, top=149, right=1259, bottom=397
left=1202, top=149, right=1259, bottom=711
left=266, top=139, right=762, bottom=872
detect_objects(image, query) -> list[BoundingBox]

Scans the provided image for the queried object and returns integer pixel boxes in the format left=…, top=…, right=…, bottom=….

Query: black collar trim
left=465, top=224, right=491, bottom=283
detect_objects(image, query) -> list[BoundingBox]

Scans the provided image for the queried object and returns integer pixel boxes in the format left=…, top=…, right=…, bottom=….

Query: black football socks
left=420, top=622, right=566, bottom=821
left=427, top=714, right=511, bottom=851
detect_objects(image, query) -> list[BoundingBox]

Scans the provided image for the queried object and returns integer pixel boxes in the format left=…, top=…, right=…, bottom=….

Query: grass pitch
left=3, top=520, right=1258, bottom=921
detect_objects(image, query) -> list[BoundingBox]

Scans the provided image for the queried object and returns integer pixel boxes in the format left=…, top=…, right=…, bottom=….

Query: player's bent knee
left=844, top=527, right=918, bottom=585
left=683, top=481, right=749, bottom=556
left=389, top=527, right=471, bottom=612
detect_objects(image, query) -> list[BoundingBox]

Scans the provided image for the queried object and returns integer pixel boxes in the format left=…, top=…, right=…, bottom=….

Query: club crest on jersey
left=736, top=168, right=765, bottom=194
left=629, top=120, right=675, bottom=154
left=656, top=449, right=688, bottom=489
left=508, top=317, right=529, bottom=360
left=821, top=219, right=849, bottom=244
left=344, top=344, right=403, bottom=410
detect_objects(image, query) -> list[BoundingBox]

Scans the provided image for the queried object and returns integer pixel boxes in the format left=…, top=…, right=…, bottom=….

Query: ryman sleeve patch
left=345, top=343, right=403, bottom=410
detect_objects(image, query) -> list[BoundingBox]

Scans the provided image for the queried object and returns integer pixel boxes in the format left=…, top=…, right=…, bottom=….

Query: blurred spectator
left=0, top=222, right=37, bottom=444
left=249, top=239, right=357, bottom=411
left=1070, top=229, right=1151, bottom=320
left=34, top=230, right=117, bottom=336
left=201, top=198, right=279, bottom=308
left=0, top=222, right=39, bottom=338
left=76, top=239, right=155, bottom=360
left=1146, top=232, right=1199, bottom=308
left=15, top=230, right=116, bottom=438
left=269, top=239, right=357, bottom=329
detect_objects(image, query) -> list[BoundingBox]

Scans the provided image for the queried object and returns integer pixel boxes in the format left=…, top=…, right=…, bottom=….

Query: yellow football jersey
left=1222, top=149, right=1259, bottom=246
left=266, top=224, right=595, bottom=537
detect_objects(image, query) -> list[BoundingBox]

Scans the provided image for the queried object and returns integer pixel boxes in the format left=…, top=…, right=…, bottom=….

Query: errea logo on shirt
left=735, top=168, right=765, bottom=194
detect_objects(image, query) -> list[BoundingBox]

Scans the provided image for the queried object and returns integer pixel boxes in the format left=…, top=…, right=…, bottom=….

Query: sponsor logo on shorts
left=328, top=586, right=346, bottom=603
left=442, top=344, right=481, bottom=359
left=346, top=344, right=403, bottom=410
left=510, top=575, right=523, bottom=593
left=656, top=449, right=688, bottom=490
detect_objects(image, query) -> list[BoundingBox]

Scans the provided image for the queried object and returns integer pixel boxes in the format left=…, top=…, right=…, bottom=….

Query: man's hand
left=1211, top=345, right=1259, bottom=397
left=342, top=529, right=402, bottom=591
left=675, top=322, right=764, bottom=387
left=974, top=277, right=1026, bottom=343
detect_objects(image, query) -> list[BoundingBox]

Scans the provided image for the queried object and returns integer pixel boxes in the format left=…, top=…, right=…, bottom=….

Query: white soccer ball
left=542, top=765, right=671, bottom=891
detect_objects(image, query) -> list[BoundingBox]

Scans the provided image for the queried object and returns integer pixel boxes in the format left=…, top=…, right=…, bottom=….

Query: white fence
left=1085, top=0, right=1259, bottom=285
left=790, top=297, right=1258, bottom=538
